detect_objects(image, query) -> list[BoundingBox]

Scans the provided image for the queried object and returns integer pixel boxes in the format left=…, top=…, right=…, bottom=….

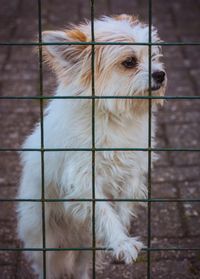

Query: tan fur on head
left=67, top=28, right=88, bottom=42
left=113, top=14, right=139, bottom=25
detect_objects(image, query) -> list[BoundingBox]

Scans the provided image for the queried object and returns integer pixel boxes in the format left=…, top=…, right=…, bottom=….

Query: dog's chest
left=95, top=115, right=153, bottom=198
left=97, top=150, right=148, bottom=199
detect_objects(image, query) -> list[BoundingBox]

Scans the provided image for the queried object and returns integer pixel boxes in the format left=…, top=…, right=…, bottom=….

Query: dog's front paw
left=112, top=237, right=143, bottom=264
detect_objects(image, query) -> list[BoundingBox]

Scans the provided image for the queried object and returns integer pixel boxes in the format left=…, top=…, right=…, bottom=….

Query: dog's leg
left=95, top=194, right=143, bottom=264
left=72, top=251, right=91, bottom=279
left=62, top=173, right=143, bottom=265
left=18, top=202, right=67, bottom=278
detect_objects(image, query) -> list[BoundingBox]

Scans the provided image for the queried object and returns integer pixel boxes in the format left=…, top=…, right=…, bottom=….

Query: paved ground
left=0, top=0, right=200, bottom=278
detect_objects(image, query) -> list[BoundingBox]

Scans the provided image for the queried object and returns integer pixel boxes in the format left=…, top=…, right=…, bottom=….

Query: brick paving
left=0, top=0, right=200, bottom=278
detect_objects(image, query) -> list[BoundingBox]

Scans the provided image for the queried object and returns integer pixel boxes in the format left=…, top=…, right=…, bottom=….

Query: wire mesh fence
left=0, top=0, right=200, bottom=278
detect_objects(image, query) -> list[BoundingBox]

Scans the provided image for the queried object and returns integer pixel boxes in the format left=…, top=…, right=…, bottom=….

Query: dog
left=17, top=14, right=167, bottom=279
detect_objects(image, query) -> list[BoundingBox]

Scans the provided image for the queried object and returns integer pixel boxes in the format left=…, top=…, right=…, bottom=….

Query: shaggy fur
left=17, top=14, right=167, bottom=279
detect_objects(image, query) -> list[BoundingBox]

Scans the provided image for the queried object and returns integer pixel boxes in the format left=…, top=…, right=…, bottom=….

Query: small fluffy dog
left=17, top=14, right=166, bottom=279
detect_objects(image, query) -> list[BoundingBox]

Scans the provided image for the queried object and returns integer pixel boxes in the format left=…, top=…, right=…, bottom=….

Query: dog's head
left=43, top=14, right=167, bottom=115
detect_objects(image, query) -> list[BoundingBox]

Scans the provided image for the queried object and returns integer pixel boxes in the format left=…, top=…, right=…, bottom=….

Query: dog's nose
left=152, top=71, right=165, bottom=83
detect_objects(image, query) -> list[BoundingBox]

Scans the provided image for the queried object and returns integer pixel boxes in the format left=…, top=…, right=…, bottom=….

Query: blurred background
left=0, top=0, right=200, bottom=278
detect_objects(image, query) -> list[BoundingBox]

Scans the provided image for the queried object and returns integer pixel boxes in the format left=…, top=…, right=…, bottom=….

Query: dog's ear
left=42, top=29, right=88, bottom=65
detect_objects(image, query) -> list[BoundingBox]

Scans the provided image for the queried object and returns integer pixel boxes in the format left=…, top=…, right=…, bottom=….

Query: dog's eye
left=122, top=57, right=137, bottom=69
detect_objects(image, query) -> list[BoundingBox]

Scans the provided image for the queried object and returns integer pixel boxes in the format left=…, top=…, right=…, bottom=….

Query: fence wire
left=0, top=0, right=200, bottom=279
left=90, top=0, right=96, bottom=277
left=37, top=0, right=46, bottom=277
left=147, top=0, right=152, bottom=277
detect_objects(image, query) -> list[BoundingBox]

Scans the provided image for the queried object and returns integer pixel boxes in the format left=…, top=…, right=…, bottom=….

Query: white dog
left=17, top=14, right=166, bottom=279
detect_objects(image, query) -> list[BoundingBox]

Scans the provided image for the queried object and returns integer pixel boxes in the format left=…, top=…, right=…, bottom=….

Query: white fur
left=17, top=15, right=166, bottom=279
